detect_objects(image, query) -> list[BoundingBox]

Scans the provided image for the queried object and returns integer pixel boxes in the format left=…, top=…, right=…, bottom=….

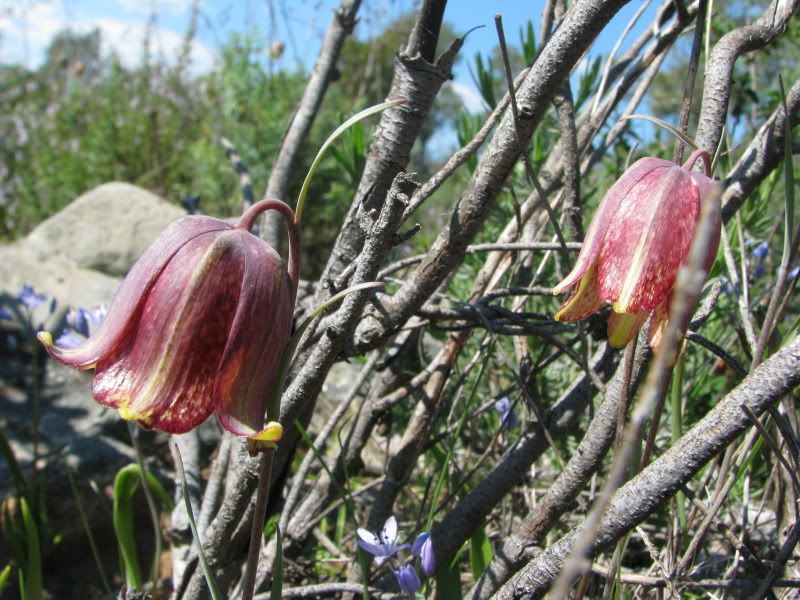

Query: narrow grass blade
left=468, top=527, right=493, bottom=580
left=113, top=463, right=173, bottom=590
left=0, top=565, right=11, bottom=594
left=20, top=498, right=42, bottom=600
left=65, top=462, right=111, bottom=594
left=435, top=552, right=463, bottom=600
left=174, top=444, right=221, bottom=600
left=269, top=525, right=283, bottom=600
left=0, top=429, right=28, bottom=500
left=779, top=76, right=794, bottom=264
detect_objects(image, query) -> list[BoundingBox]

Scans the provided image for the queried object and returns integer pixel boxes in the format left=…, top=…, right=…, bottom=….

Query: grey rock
left=0, top=242, right=121, bottom=315
left=25, top=181, right=184, bottom=277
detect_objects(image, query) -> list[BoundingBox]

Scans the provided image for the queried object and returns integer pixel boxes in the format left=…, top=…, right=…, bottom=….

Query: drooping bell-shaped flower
left=38, top=199, right=300, bottom=441
left=553, top=149, right=720, bottom=350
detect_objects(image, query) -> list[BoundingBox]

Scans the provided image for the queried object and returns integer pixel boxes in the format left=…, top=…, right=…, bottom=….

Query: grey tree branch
left=352, top=0, right=632, bottom=353
left=468, top=338, right=650, bottom=599
left=493, top=333, right=800, bottom=599
left=430, top=344, right=619, bottom=580
left=315, top=14, right=462, bottom=295
left=694, top=0, right=800, bottom=154
left=261, top=0, right=362, bottom=249
left=721, top=78, right=800, bottom=222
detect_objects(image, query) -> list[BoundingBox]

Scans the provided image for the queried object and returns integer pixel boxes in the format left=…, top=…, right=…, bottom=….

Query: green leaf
left=335, top=504, right=347, bottom=546
left=779, top=76, right=794, bottom=267
left=20, top=498, right=42, bottom=600
left=520, top=20, right=536, bottom=65
left=434, top=553, right=463, bottom=600
left=0, top=429, right=27, bottom=501
left=618, top=114, right=699, bottom=153
left=269, top=525, right=283, bottom=600
left=0, top=565, right=11, bottom=594
left=263, top=513, right=280, bottom=540
left=112, top=463, right=173, bottom=590
left=468, top=527, right=493, bottom=580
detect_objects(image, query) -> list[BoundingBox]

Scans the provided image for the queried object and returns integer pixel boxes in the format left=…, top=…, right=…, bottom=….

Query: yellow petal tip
left=37, top=331, right=53, bottom=347
left=249, top=421, right=283, bottom=443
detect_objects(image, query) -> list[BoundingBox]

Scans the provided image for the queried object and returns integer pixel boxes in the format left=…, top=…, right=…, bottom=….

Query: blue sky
left=0, top=0, right=663, bottom=149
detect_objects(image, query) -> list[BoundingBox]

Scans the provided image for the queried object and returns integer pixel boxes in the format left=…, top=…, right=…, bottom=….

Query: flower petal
left=92, top=230, right=244, bottom=433
left=598, top=165, right=700, bottom=312
left=647, top=300, right=670, bottom=352
left=39, top=216, right=230, bottom=370
left=554, top=263, right=602, bottom=321
left=214, top=232, right=294, bottom=437
left=554, top=158, right=662, bottom=294
left=382, top=516, right=399, bottom=546
left=607, top=309, right=648, bottom=348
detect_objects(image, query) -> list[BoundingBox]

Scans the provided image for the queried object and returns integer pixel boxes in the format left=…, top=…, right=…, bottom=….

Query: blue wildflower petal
left=18, top=285, right=47, bottom=309
left=788, top=266, right=800, bottom=281
left=67, top=308, right=91, bottom=337
left=0, top=308, right=13, bottom=321
left=55, top=330, right=85, bottom=349
left=494, top=396, right=517, bottom=430
left=393, top=565, right=421, bottom=594
left=411, top=533, right=435, bottom=576
left=752, top=241, right=769, bottom=260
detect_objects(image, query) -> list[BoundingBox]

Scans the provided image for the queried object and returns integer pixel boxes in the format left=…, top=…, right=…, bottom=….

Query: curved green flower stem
left=618, top=114, right=699, bottom=154
left=128, top=423, right=162, bottom=590
left=294, top=98, right=407, bottom=225
left=235, top=199, right=301, bottom=294
left=173, top=442, right=221, bottom=600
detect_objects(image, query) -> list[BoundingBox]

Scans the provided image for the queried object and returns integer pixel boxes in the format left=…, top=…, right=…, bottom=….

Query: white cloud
left=93, top=18, right=215, bottom=74
left=446, top=80, right=488, bottom=115
left=0, top=3, right=215, bottom=74
left=115, top=0, right=195, bottom=16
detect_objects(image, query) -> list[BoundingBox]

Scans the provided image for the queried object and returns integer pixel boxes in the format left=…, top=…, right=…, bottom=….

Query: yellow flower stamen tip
left=37, top=331, right=53, bottom=346
left=118, top=403, right=152, bottom=424
left=249, top=421, right=283, bottom=443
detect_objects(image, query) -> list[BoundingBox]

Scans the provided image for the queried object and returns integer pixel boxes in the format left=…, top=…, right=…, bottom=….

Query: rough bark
left=494, top=334, right=800, bottom=599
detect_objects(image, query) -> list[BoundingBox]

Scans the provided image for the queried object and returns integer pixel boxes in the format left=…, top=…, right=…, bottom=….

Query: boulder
left=0, top=243, right=121, bottom=315
left=25, top=182, right=184, bottom=277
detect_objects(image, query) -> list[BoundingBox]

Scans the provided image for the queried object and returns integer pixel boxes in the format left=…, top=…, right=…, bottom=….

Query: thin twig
left=494, top=14, right=569, bottom=256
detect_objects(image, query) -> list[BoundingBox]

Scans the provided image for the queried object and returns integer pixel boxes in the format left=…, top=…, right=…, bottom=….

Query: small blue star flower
left=0, top=308, right=13, bottom=321
left=18, top=285, right=47, bottom=309
left=56, top=305, right=108, bottom=349
left=494, top=396, right=517, bottom=430
left=356, top=516, right=406, bottom=566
